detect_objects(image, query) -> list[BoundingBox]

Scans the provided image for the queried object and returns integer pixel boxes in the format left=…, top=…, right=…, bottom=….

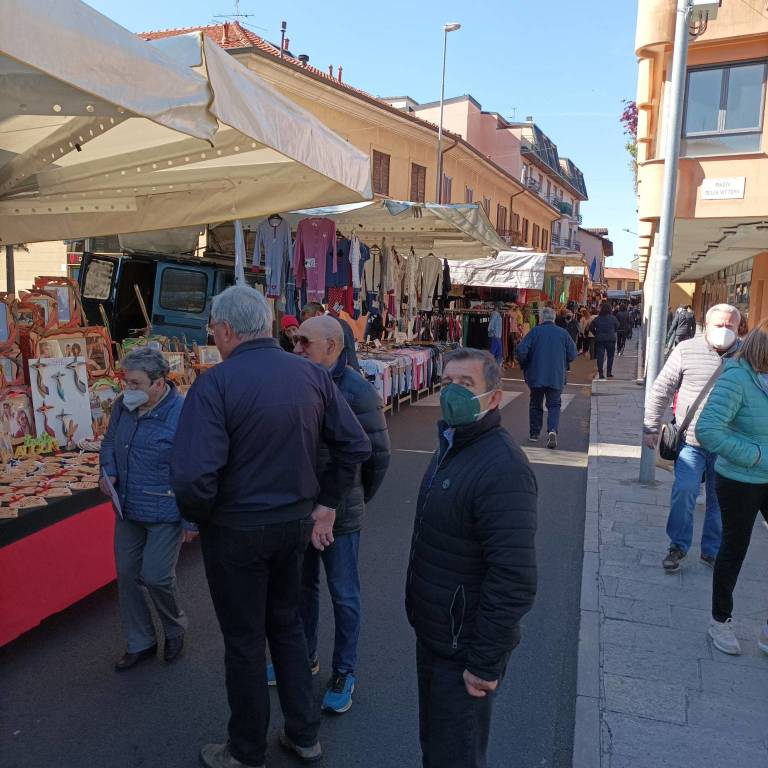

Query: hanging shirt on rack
left=404, top=249, right=420, bottom=321
left=293, top=217, right=335, bottom=303
left=489, top=310, right=503, bottom=339
left=384, top=245, right=405, bottom=322
left=254, top=216, right=291, bottom=298
left=326, top=236, right=351, bottom=289
left=419, top=254, right=442, bottom=311
left=349, top=235, right=364, bottom=290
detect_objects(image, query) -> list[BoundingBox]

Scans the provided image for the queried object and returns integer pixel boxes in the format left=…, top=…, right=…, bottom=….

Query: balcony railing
left=572, top=212, right=583, bottom=224
left=556, top=200, right=573, bottom=217
left=551, top=235, right=582, bottom=251
left=525, top=178, right=541, bottom=193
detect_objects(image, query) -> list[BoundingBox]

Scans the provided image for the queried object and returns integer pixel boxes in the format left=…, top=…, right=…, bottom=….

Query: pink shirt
left=293, top=218, right=336, bottom=302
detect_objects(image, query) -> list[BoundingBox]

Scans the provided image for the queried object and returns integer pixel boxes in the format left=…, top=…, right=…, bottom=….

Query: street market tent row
left=0, top=0, right=371, bottom=246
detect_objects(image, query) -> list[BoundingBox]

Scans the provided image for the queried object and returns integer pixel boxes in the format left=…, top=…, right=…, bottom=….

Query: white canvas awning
left=449, top=251, right=548, bottom=289
left=0, top=0, right=371, bottom=245
left=267, top=200, right=509, bottom=260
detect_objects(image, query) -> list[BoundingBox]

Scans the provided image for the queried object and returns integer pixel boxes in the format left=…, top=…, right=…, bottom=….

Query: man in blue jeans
left=293, top=315, right=391, bottom=713
left=643, top=304, right=741, bottom=573
left=516, top=306, right=578, bottom=450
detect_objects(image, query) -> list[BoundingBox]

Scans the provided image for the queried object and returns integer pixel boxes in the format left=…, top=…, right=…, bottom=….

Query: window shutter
left=373, top=150, right=390, bottom=196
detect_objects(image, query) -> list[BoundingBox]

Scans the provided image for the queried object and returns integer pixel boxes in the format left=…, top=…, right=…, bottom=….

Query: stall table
left=0, top=490, right=115, bottom=647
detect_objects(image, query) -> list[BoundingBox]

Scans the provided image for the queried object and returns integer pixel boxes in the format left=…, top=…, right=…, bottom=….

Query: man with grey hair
left=171, top=286, right=372, bottom=768
left=516, top=305, right=578, bottom=449
left=644, top=303, right=741, bottom=573
left=406, top=347, right=537, bottom=768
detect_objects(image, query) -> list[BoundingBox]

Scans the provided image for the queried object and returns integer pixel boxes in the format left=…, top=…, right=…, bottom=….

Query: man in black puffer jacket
left=406, top=347, right=537, bottom=768
left=294, top=315, right=391, bottom=714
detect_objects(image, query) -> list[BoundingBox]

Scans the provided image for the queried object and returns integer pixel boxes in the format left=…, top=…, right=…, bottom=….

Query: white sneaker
left=708, top=618, right=742, bottom=655
left=759, top=624, right=768, bottom=656
left=546, top=431, right=557, bottom=449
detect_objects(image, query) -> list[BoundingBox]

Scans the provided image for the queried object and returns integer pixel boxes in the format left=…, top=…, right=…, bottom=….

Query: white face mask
left=707, top=326, right=737, bottom=350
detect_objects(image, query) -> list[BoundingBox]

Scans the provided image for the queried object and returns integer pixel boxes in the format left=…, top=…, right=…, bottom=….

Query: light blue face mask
left=123, top=388, right=150, bottom=412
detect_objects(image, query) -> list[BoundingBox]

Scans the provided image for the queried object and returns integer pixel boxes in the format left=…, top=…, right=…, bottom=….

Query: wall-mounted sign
left=701, top=177, right=746, bottom=200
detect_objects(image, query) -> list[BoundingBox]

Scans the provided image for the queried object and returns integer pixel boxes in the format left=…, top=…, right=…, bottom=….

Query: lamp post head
left=444, top=22, right=461, bottom=32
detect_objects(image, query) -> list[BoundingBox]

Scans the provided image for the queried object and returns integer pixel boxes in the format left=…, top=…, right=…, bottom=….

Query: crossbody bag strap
left=677, top=360, right=725, bottom=434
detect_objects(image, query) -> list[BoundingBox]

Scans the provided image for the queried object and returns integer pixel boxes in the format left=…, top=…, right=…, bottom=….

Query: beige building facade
left=635, top=0, right=768, bottom=326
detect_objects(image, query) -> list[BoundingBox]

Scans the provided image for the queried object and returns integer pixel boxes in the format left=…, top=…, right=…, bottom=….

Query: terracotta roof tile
left=140, top=22, right=375, bottom=101
left=604, top=267, right=639, bottom=280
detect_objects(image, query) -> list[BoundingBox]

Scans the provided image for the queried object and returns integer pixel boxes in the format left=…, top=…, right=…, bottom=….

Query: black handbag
left=658, top=363, right=724, bottom=461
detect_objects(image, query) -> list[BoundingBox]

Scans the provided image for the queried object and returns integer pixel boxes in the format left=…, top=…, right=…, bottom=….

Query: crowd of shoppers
left=99, top=285, right=538, bottom=768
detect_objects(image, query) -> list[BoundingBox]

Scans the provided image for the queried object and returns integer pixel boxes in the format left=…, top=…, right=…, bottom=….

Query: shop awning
left=448, top=251, right=548, bottom=289
left=272, top=200, right=510, bottom=260
left=0, top=0, right=371, bottom=246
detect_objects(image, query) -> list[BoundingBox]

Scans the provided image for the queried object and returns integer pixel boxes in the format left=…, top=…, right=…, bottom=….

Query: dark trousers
left=529, top=386, right=562, bottom=436
left=201, top=519, right=320, bottom=767
left=617, top=331, right=627, bottom=354
left=301, top=531, right=361, bottom=674
left=417, top=642, right=498, bottom=768
left=595, top=341, right=616, bottom=377
left=712, top=474, right=768, bottom=622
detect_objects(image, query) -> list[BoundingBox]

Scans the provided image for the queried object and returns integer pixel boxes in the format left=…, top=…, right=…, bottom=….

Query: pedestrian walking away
left=589, top=302, right=620, bottom=379
left=170, top=286, right=372, bottom=768
left=643, top=304, right=741, bottom=575
left=615, top=302, right=631, bottom=356
left=406, top=347, right=537, bottom=768
left=516, top=306, right=578, bottom=450
left=695, top=320, right=768, bottom=657
left=667, top=304, right=697, bottom=347
left=99, top=347, right=196, bottom=672
left=291, top=314, right=391, bottom=714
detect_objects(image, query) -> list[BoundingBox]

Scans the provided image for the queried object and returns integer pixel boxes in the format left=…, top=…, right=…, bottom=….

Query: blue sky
left=89, top=0, right=639, bottom=267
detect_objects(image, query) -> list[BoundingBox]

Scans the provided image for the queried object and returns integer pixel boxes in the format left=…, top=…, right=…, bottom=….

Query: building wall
left=748, top=252, right=768, bottom=327
left=234, top=57, right=557, bottom=248
left=0, top=242, right=67, bottom=294
left=669, top=282, right=695, bottom=309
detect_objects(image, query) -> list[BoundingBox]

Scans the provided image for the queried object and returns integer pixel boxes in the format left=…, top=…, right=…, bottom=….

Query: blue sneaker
left=321, top=672, right=355, bottom=713
left=267, top=657, right=320, bottom=687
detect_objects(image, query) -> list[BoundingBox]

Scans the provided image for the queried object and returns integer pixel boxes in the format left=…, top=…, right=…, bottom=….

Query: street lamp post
left=436, top=22, right=461, bottom=204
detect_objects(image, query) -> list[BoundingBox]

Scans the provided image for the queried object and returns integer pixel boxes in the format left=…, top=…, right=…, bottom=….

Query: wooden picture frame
left=18, top=290, right=58, bottom=332
left=89, top=377, right=122, bottom=437
left=33, top=276, right=83, bottom=328
left=0, top=294, right=17, bottom=344
left=0, top=343, right=23, bottom=386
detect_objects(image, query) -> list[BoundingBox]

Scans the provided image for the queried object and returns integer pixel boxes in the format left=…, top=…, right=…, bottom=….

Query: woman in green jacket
left=696, top=321, right=768, bottom=657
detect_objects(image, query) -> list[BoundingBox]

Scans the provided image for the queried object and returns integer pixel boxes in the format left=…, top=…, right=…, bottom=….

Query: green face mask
left=439, top=383, right=494, bottom=426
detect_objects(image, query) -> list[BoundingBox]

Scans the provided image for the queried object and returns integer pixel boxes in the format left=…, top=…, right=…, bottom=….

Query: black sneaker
left=528, top=433, right=539, bottom=442
left=700, top=554, right=716, bottom=569
left=662, top=546, right=686, bottom=573
left=607, top=373, right=615, bottom=379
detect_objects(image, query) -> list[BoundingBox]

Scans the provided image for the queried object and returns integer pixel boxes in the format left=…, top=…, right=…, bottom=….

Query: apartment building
left=635, top=0, right=768, bottom=325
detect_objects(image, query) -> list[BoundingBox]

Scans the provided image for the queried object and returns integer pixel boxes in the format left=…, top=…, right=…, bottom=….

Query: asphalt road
left=1, top=355, right=595, bottom=768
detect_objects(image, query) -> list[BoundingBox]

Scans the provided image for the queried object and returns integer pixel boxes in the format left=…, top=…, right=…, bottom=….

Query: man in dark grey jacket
left=406, top=348, right=537, bottom=768
left=643, top=304, right=740, bottom=574
left=171, top=287, right=371, bottom=768
left=293, top=315, right=391, bottom=714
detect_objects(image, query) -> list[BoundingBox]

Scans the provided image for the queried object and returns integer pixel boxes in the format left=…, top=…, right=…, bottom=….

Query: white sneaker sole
left=708, top=627, right=742, bottom=655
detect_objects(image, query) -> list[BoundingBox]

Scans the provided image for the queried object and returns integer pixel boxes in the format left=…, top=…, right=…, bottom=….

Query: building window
left=522, top=218, right=530, bottom=243
left=546, top=180, right=552, bottom=197
left=532, top=224, right=540, bottom=249
left=512, top=212, right=520, bottom=232
left=496, top=204, right=508, bottom=232
left=442, top=174, right=453, bottom=203
left=409, top=163, right=426, bottom=203
left=372, top=150, right=391, bottom=196
left=483, top=197, right=491, bottom=216
left=541, top=228, right=549, bottom=251
left=683, top=61, right=767, bottom=156
left=465, top=186, right=474, bottom=204
left=627, top=281, right=636, bottom=291
left=615, top=279, right=623, bottom=290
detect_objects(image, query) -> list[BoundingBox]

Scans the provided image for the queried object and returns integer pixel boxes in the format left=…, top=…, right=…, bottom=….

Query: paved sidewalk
left=575, top=339, right=768, bottom=768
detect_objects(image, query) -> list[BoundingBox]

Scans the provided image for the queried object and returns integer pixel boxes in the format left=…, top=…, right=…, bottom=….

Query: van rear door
left=151, top=262, right=214, bottom=345
left=79, top=253, right=120, bottom=327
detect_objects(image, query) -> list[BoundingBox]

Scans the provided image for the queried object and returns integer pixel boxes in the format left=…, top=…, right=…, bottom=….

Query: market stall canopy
left=266, top=200, right=509, bottom=260
left=0, top=0, right=371, bottom=246
left=448, top=252, right=548, bottom=290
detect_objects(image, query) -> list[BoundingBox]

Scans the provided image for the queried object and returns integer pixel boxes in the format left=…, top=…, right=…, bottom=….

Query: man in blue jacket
left=171, top=286, right=372, bottom=768
left=516, top=306, right=578, bottom=449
